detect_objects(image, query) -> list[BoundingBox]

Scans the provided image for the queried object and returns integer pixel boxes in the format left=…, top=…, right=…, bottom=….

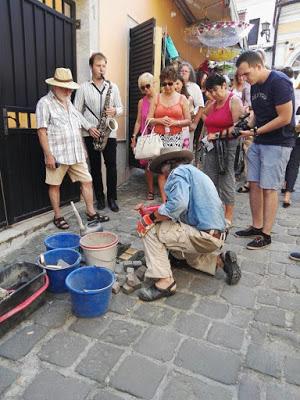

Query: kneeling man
left=136, top=148, right=241, bottom=302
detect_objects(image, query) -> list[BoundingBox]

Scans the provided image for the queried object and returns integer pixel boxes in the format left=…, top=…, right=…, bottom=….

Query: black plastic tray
left=0, top=262, right=46, bottom=331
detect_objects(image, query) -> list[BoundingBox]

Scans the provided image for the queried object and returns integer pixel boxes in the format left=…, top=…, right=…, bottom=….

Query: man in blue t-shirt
left=235, top=51, right=295, bottom=249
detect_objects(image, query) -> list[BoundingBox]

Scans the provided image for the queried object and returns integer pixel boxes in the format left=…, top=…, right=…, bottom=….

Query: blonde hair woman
left=131, top=72, right=156, bottom=200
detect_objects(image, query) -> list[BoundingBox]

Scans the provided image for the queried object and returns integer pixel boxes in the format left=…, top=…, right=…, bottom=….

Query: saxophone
left=93, top=79, right=119, bottom=151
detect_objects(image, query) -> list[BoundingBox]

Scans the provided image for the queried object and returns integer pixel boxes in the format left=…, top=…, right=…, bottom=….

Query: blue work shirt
left=158, top=164, right=226, bottom=231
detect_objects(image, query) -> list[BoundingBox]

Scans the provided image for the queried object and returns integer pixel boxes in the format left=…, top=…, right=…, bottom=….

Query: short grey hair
left=179, top=62, right=196, bottom=83
left=138, top=72, right=154, bottom=89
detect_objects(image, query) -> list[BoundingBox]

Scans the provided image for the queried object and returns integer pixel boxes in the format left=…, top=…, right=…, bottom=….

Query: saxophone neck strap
left=85, top=103, right=99, bottom=122
left=91, top=81, right=106, bottom=96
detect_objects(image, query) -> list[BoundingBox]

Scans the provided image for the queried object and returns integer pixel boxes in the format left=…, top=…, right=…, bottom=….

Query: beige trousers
left=142, top=221, right=224, bottom=279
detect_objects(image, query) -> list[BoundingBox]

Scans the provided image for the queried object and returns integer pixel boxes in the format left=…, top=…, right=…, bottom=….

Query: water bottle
left=165, top=126, right=170, bottom=134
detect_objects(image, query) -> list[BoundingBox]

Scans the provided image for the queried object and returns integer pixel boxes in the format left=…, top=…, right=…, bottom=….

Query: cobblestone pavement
left=0, top=169, right=300, bottom=400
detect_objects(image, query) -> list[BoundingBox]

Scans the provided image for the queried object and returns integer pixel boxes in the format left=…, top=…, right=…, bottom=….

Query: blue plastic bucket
left=65, top=266, right=115, bottom=318
left=44, top=232, right=80, bottom=251
left=37, top=249, right=81, bottom=293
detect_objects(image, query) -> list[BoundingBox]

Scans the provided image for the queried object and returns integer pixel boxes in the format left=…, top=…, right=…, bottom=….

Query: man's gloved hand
left=136, top=214, right=155, bottom=237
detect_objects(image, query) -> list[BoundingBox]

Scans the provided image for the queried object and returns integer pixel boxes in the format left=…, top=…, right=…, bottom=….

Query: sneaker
left=289, top=252, right=300, bottom=262
left=235, top=226, right=262, bottom=238
left=222, top=251, right=241, bottom=285
left=246, top=235, right=271, bottom=250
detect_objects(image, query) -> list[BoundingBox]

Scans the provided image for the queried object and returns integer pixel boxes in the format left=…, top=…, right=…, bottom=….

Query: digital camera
left=231, top=113, right=250, bottom=138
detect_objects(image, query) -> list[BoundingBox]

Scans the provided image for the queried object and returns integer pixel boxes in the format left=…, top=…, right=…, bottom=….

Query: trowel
left=70, top=201, right=103, bottom=236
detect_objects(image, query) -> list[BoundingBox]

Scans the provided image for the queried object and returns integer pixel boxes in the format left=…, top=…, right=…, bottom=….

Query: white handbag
left=134, top=119, right=163, bottom=160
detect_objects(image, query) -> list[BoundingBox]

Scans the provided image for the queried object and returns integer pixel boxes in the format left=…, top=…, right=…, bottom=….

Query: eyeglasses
left=140, top=83, right=151, bottom=91
left=161, top=81, right=174, bottom=87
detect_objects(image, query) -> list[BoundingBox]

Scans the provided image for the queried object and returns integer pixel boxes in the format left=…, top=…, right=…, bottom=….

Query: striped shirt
left=74, top=80, right=123, bottom=138
left=36, top=91, right=91, bottom=165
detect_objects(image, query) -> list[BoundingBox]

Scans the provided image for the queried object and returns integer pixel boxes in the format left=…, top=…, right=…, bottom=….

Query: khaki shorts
left=45, top=162, right=92, bottom=185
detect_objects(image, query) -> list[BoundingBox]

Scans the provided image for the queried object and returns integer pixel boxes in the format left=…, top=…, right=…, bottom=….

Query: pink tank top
left=140, top=97, right=150, bottom=135
left=154, top=94, right=184, bottom=135
left=205, top=93, right=234, bottom=133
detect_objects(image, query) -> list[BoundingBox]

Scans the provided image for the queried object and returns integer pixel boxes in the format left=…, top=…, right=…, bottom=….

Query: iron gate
left=0, top=0, right=78, bottom=227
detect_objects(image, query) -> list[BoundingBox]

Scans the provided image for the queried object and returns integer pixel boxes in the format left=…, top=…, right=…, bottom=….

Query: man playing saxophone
left=75, top=52, right=123, bottom=213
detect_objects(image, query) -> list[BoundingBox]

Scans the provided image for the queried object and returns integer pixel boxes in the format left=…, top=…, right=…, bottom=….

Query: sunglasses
left=161, top=81, right=174, bottom=87
left=140, top=83, right=151, bottom=91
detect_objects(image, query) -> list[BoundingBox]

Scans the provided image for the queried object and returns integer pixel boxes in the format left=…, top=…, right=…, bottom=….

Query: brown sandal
left=147, top=192, right=154, bottom=201
left=53, top=217, right=69, bottom=230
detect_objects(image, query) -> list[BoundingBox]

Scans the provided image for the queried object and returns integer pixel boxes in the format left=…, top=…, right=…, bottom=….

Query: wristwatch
left=251, top=126, right=259, bottom=136
left=149, top=212, right=157, bottom=223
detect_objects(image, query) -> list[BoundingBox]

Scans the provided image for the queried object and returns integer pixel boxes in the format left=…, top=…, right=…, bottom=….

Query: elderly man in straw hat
left=36, top=68, right=108, bottom=229
left=136, top=147, right=241, bottom=302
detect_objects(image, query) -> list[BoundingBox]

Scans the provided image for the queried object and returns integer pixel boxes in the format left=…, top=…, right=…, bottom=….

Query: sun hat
left=45, top=68, right=80, bottom=90
left=150, top=147, right=193, bottom=174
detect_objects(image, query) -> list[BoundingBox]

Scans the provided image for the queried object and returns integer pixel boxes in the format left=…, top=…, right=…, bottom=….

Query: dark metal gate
left=128, top=18, right=156, bottom=167
left=0, top=0, right=78, bottom=228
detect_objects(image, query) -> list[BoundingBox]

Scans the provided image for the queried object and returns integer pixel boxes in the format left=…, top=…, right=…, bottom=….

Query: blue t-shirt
left=158, top=164, right=226, bottom=231
left=251, top=70, right=295, bottom=147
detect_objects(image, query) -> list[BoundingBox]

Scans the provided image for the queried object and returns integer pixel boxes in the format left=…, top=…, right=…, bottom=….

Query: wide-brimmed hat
left=150, top=147, right=193, bottom=173
left=45, top=68, right=80, bottom=90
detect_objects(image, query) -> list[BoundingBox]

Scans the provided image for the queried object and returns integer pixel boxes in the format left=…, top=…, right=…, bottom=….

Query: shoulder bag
left=134, top=119, right=163, bottom=160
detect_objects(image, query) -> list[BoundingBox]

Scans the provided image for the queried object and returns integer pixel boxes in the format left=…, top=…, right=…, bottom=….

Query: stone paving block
left=132, top=303, right=176, bottom=326
left=92, top=389, right=125, bottom=400
left=240, top=249, right=269, bottom=263
left=292, top=280, right=300, bottom=294
left=164, top=292, right=196, bottom=310
left=265, top=276, right=291, bottom=291
left=161, top=371, right=233, bottom=400
left=269, top=251, right=294, bottom=265
left=286, top=264, right=300, bottom=279
left=285, top=355, right=300, bottom=385
left=266, top=383, right=300, bottom=400
left=189, top=275, right=222, bottom=296
left=255, top=306, right=286, bottom=327
left=111, top=354, right=166, bottom=400
left=0, top=324, right=47, bottom=360
left=293, top=312, right=300, bottom=332
left=174, top=312, right=210, bottom=339
left=279, top=293, right=300, bottom=311
left=38, top=331, right=88, bottom=367
left=228, top=307, right=253, bottom=328
left=238, top=374, right=262, bottom=400
left=240, top=272, right=263, bottom=288
left=207, top=322, right=245, bottom=350
left=134, top=326, right=181, bottom=362
left=70, top=314, right=111, bottom=338
left=195, top=298, right=229, bottom=319
left=221, top=285, right=256, bottom=309
left=100, top=320, right=143, bottom=346
left=32, top=300, right=71, bottom=328
left=0, top=366, right=18, bottom=395
left=172, top=269, right=193, bottom=289
left=174, top=338, right=241, bottom=384
left=268, top=263, right=286, bottom=275
left=272, top=234, right=297, bottom=244
left=76, top=342, right=123, bottom=383
left=109, top=292, right=137, bottom=315
left=23, top=369, right=92, bottom=400
left=246, top=344, right=283, bottom=378
left=248, top=322, right=269, bottom=344
left=257, top=288, right=279, bottom=306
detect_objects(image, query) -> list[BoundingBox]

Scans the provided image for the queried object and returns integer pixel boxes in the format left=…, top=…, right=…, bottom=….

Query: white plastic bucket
left=80, top=232, right=119, bottom=271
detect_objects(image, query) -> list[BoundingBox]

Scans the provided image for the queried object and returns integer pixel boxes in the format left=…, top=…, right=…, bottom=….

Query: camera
left=231, top=113, right=250, bottom=138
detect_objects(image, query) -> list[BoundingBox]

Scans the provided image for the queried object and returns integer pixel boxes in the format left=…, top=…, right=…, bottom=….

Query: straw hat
left=150, top=147, right=193, bottom=173
left=45, top=68, right=80, bottom=90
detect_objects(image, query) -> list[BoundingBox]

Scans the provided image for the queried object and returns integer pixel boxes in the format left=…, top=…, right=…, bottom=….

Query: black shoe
left=289, top=252, right=300, bottom=262
left=222, top=251, right=241, bottom=285
left=235, top=226, right=263, bottom=238
left=97, top=198, right=105, bottom=210
left=138, top=281, right=176, bottom=302
left=246, top=235, right=271, bottom=250
left=108, top=198, right=119, bottom=212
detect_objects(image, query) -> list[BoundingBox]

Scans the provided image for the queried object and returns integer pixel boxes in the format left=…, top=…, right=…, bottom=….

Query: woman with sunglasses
left=131, top=73, right=156, bottom=200
left=147, top=66, right=191, bottom=202
left=202, top=74, right=244, bottom=227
